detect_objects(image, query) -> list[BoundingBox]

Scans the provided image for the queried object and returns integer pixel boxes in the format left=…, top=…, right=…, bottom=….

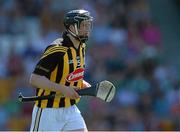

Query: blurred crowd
left=0, top=0, right=180, bottom=130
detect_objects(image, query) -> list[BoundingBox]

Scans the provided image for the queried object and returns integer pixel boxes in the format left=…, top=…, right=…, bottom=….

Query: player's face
left=78, top=20, right=92, bottom=38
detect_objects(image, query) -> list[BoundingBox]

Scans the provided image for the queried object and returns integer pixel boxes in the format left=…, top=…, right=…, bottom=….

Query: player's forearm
left=29, top=73, right=66, bottom=92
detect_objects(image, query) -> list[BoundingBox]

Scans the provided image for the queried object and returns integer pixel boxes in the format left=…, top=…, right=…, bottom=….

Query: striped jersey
left=33, top=32, right=86, bottom=108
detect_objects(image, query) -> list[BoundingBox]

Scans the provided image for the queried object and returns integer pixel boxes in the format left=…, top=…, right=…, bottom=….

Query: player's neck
left=68, top=34, right=80, bottom=49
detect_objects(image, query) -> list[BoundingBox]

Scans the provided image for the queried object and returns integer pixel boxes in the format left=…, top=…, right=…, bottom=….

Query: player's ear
left=69, top=25, right=75, bottom=33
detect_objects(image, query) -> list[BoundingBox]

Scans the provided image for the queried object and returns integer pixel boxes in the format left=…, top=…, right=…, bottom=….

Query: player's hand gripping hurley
left=18, top=80, right=116, bottom=103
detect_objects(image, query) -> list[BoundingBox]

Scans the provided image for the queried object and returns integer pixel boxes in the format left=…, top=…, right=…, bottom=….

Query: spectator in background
left=6, top=46, right=24, bottom=77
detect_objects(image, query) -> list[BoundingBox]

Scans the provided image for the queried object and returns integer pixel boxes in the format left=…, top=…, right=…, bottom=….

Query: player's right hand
left=59, top=86, right=80, bottom=99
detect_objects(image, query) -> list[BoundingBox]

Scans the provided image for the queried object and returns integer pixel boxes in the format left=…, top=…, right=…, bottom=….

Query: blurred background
left=0, top=0, right=180, bottom=130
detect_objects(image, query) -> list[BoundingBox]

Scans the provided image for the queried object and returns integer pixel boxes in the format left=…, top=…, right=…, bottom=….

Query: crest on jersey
left=66, top=68, right=84, bottom=82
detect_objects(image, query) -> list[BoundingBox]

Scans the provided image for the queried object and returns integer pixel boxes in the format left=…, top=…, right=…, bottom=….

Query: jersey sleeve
left=33, top=45, right=67, bottom=77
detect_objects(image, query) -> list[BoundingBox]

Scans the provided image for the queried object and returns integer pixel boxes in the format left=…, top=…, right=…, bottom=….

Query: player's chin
left=79, top=33, right=89, bottom=38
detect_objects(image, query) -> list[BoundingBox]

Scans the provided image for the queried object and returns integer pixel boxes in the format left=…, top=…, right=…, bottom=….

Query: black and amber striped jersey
left=33, top=32, right=86, bottom=108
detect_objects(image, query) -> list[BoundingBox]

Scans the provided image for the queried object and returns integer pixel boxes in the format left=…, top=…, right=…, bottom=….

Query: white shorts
left=30, top=105, right=87, bottom=131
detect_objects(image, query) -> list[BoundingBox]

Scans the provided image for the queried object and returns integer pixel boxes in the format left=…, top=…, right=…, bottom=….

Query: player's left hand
left=81, top=80, right=91, bottom=88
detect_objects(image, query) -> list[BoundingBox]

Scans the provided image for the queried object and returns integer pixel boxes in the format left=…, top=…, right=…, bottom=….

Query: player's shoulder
left=44, top=44, right=68, bottom=53
left=45, top=38, right=68, bottom=52
left=41, top=38, right=68, bottom=59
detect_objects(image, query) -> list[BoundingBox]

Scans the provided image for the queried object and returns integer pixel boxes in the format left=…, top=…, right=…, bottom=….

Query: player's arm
left=30, top=74, right=79, bottom=99
left=29, top=46, right=79, bottom=99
